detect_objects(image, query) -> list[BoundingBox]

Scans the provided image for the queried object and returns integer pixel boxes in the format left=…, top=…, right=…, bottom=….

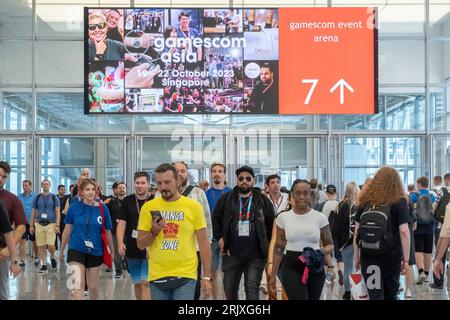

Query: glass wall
left=1, top=0, right=450, bottom=195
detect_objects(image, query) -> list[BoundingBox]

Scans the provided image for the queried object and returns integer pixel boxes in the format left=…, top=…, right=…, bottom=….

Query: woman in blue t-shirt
left=59, top=179, right=114, bottom=300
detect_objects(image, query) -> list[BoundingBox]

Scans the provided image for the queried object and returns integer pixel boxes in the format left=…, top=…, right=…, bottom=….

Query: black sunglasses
left=238, top=176, right=252, bottom=182
left=88, top=22, right=106, bottom=31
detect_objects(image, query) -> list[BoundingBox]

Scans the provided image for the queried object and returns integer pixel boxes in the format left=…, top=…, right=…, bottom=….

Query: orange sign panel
left=279, top=7, right=377, bottom=114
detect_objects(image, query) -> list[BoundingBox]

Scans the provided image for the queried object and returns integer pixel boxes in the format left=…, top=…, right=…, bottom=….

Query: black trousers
left=280, top=252, right=325, bottom=300
left=361, top=250, right=401, bottom=300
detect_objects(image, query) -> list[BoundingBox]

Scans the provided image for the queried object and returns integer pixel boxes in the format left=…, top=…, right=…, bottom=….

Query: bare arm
left=436, top=237, right=450, bottom=261
left=116, top=220, right=127, bottom=256
left=399, top=223, right=410, bottom=263
left=196, top=228, right=212, bottom=278
left=63, top=200, right=70, bottom=215
left=4, top=231, right=18, bottom=261
left=320, top=225, right=334, bottom=255
left=106, top=230, right=114, bottom=261
left=55, top=207, right=61, bottom=233
left=59, top=224, right=73, bottom=261
left=271, top=226, right=287, bottom=278
left=267, top=221, right=277, bottom=274
left=137, top=218, right=165, bottom=250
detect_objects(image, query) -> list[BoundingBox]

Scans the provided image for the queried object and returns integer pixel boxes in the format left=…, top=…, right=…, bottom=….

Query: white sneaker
left=405, top=288, right=412, bottom=299
left=417, top=272, right=427, bottom=284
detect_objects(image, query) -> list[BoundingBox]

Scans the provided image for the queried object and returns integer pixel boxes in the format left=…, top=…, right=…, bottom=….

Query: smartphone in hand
left=150, top=210, right=163, bottom=223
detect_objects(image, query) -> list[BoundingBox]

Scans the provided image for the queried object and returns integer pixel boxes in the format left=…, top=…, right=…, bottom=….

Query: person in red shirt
left=0, top=161, right=26, bottom=300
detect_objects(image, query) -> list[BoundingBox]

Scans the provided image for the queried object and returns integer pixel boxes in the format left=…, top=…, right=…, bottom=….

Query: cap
left=326, top=184, right=337, bottom=194
left=235, top=166, right=255, bottom=178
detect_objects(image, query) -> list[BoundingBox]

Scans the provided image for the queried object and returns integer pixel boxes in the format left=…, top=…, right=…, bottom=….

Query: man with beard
left=104, top=181, right=127, bottom=279
left=172, top=161, right=212, bottom=300
left=249, top=63, right=278, bottom=114
left=117, top=173, right=153, bottom=299
left=205, top=163, right=232, bottom=299
left=137, top=163, right=212, bottom=300
left=212, top=165, right=275, bottom=300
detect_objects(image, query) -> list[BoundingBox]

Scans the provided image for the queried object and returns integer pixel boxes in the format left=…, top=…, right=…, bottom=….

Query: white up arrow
left=330, top=79, right=354, bottom=104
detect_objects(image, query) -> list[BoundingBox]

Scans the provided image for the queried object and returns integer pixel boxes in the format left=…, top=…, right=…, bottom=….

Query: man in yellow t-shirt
left=137, top=163, right=212, bottom=300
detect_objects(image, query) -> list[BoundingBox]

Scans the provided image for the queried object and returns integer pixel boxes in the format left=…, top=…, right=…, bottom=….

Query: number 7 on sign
left=302, top=79, right=318, bottom=105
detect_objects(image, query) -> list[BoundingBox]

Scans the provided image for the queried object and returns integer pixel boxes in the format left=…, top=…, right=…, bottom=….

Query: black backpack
left=434, top=188, right=450, bottom=224
left=415, top=194, right=434, bottom=225
left=357, top=205, right=394, bottom=256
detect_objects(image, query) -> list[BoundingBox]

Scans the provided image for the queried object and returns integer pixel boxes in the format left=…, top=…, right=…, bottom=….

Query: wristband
left=202, top=276, right=212, bottom=281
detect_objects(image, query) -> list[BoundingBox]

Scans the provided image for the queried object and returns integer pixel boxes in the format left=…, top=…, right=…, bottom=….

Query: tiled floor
left=7, top=256, right=450, bottom=300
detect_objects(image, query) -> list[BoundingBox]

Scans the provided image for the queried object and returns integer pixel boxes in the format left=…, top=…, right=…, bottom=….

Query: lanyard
left=239, top=194, right=253, bottom=221
left=83, top=204, right=95, bottom=242
left=135, top=194, right=150, bottom=214
left=41, top=194, right=51, bottom=211
left=269, top=194, right=283, bottom=212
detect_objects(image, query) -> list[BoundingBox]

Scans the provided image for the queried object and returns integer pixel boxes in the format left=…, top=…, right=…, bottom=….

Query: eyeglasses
left=88, top=22, right=106, bottom=31
left=238, top=176, right=252, bottom=182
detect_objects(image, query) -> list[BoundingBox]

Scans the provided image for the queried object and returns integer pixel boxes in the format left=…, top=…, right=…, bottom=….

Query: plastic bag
left=349, top=272, right=369, bottom=300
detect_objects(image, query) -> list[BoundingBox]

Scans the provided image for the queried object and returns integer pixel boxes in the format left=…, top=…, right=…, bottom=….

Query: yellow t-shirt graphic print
left=138, top=196, right=206, bottom=282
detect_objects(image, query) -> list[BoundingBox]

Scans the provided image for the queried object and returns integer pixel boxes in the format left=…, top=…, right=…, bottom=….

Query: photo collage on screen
left=87, top=8, right=279, bottom=114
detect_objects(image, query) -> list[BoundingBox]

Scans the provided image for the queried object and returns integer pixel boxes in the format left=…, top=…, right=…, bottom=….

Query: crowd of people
left=1, top=159, right=450, bottom=301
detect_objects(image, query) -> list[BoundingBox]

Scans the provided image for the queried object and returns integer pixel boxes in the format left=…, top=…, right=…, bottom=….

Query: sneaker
left=38, top=265, right=48, bottom=274
left=429, top=283, right=444, bottom=290
left=34, top=257, right=40, bottom=267
left=342, top=291, right=351, bottom=300
left=424, top=275, right=430, bottom=283
left=50, top=257, right=57, bottom=269
left=105, top=268, right=112, bottom=272
left=115, top=271, right=123, bottom=279
left=338, top=269, right=344, bottom=287
left=405, top=288, right=412, bottom=299
left=417, top=272, right=427, bottom=284
left=84, top=290, right=89, bottom=296
left=19, top=260, right=25, bottom=267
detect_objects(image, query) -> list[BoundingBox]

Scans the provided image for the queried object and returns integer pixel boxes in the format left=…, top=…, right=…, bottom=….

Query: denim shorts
left=126, top=258, right=149, bottom=284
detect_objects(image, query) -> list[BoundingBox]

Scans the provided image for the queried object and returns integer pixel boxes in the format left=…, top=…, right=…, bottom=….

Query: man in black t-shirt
left=117, top=172, right=154, bottom=300
left=104, top=181, right=127, bottom=279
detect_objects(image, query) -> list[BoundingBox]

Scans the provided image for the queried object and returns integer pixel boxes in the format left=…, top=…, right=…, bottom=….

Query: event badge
left=41, top=213, right=48, bottom=219
left=238, top=221, right=250, bottom=237
left=84, top=240, right=94, bottom=249
left=132, top=230, right=138, bottom=239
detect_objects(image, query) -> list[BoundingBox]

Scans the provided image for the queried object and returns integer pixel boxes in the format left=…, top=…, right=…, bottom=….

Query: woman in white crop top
left=269, top=179, right=334, bottom=300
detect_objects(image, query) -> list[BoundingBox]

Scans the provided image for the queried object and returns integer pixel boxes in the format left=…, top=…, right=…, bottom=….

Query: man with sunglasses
left=212, top=165, right=275, bottom=300
left=88, top=12, right=125, bottom=61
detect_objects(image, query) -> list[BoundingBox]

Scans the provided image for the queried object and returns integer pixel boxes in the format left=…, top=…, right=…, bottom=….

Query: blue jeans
left=149, top=279, right=196, bottom=300
left=222, top=255, right=266, bottom=300
left=126, top=257, right=148, bottom=285
left=341, top=244, right=354, bottom=292
left=211, top=239, right=222, bottom=272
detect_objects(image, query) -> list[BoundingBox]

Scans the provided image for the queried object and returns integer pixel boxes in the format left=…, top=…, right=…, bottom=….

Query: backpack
left=434, top=188, right=450, bottom=224
left=309, top=189, right=320, bottom=209
left=357, top=205, right=394, bottom=256
left=415, top=194, right=434, bottom=225
left=35, top=193, right=57, bottom=211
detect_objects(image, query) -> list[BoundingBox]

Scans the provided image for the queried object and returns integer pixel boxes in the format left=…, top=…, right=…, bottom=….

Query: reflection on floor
left=8, top=256, right=450, bottom=300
